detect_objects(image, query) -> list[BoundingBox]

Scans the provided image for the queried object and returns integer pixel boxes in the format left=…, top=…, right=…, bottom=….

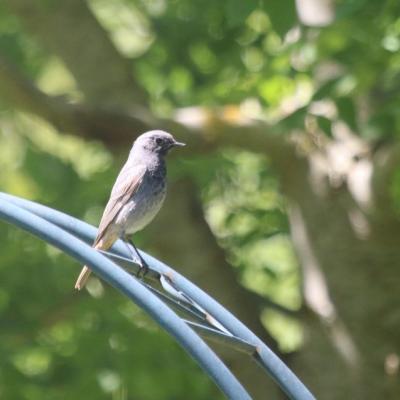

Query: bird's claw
left=136, top=260, right=149, bottom=279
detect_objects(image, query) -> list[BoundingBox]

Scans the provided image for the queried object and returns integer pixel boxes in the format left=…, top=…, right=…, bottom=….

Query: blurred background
left=0, top=0, right=399, bottom=399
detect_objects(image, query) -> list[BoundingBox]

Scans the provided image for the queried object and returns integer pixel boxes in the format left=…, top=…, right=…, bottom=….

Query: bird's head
left=133, top=130, right=185, bottom=157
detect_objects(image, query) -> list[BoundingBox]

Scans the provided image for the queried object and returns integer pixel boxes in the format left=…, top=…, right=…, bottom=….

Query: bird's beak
left=172, top=140, right=186, bottom=147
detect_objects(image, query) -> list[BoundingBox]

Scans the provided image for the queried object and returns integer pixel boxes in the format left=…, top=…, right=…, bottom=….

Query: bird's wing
left=94, top=164, right=147, bottom=246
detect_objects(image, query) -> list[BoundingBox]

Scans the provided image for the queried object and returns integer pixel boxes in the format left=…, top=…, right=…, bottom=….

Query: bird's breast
left=116, top=174, right=167, bottom=235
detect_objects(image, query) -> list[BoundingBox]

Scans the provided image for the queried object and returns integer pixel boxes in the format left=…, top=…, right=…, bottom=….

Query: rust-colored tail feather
left=75, top=266, right=92, bottom=290
left=74, top=233, right=118, bottom=290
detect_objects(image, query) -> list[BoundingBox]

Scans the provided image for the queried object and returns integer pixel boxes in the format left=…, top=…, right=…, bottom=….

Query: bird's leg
left=123, top=235, right=149, bottom=278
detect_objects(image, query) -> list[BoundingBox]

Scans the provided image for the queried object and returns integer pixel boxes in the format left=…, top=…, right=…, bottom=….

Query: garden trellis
left=0, top=192, right=315, bottom=400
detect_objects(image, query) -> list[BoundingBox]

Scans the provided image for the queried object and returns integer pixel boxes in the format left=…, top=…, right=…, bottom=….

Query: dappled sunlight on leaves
left=12, top=347, right=52, bottom=377
left=18, top=114, right=112, bottom=179
left=201, top=150, right=302, bottom=350
left=262, top=309, right=303, bottom=353
left=37, top=58, right=81, bottom=100
left=88, top=0, right=154, bottom=57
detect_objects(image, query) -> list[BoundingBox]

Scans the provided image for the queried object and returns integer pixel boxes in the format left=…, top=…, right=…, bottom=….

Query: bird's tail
left=74, top=233, right=118, bottom=290
left=75, top=266, right=92, bottom=290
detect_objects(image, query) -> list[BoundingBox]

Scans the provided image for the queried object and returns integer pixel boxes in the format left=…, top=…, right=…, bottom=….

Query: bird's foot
left=136, top=260, right=149, bottom=279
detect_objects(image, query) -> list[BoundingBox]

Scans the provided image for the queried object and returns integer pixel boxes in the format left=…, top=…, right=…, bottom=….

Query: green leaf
left=316, top=116, right=333, bottom=137
left=336, top=97, right=357, bottom=131
left=312, top=79, right=340, bottom=101
left=225, top=0, right=259, bottom=27
left=264, top=0, right=297, bottom=37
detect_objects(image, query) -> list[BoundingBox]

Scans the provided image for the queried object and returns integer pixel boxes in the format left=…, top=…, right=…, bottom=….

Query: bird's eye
left=155, top=138, right=163, bottom=145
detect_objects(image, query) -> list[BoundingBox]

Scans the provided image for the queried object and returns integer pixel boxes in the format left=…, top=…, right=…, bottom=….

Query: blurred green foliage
left=1, top=0, right=400, bottom=398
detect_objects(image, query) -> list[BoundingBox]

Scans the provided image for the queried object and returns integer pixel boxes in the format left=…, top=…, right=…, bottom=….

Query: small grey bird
left=75, top=130, right=185, bottom=290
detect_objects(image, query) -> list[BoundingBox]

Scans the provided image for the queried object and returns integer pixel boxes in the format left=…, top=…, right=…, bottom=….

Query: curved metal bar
left=183, top=320, right=257, bottom=355
left=0, top=198, right=251, bottom=400
left=145, top=261, right=314, bottom=400
left=0, top=193, right=316, bottom=400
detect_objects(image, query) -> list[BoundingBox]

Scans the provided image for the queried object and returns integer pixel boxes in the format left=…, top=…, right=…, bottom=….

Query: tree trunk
left=282, top=140, right=400, bottom=399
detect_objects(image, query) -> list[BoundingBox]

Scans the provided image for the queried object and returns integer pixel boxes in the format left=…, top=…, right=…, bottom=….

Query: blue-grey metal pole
left=0, top=193, right=316, bottom=400
left=0, top=199, right=251, bottom=400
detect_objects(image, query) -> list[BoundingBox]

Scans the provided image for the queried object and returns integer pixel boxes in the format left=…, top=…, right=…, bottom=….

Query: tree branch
left=0, top=55, right=151, bottom=140
left=0, top=52, right=297, bottom=168
left=2, top=0, right=298, bottom=164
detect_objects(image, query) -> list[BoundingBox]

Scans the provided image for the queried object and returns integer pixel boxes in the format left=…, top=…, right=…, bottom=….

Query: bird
left=74, top=130, right=185, bottom=290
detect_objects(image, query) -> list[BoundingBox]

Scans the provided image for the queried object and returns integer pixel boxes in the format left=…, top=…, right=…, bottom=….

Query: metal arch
left=0, top=198, right=250, bottom=400
left=0, top=193, right=316, bottom=400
